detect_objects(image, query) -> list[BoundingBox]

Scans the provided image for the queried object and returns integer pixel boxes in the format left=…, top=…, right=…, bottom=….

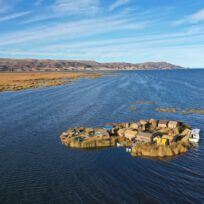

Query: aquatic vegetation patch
left=182, top=109, right=204, bottom=115
left=128, top=106, right=138, bottom=112
left=128, top=100, right=155, bottom=113
left=156, top=107, right=204, bottom=115
left=135, top=100, right=156, bottom=105
left=156, top=108, right=178, bottom=113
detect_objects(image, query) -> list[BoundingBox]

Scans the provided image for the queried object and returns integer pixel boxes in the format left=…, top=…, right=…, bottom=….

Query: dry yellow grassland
left=0, top=72, right=102, bottom=92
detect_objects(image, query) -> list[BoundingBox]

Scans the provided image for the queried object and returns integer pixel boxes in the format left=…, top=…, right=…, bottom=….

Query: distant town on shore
left=0, top=58, right=183, bottom=72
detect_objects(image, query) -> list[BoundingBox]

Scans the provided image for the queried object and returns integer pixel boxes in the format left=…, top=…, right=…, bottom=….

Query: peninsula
left=60, top=119, right=197, bottom=158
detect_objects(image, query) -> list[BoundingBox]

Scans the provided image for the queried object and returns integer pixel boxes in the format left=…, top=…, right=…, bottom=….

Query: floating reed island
left=60, top=119, right=200, bottom=158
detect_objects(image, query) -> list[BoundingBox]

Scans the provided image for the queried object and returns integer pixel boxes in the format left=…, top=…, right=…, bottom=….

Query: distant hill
left=0, top=58, right=183, bottom=72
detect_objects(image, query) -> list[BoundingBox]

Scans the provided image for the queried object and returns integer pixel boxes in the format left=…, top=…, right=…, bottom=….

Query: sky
left=0, top=0, right=204, bottom=67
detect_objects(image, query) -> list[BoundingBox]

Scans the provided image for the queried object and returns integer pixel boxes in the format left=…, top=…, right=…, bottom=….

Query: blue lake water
left=0, top=70, right=204, bottom=204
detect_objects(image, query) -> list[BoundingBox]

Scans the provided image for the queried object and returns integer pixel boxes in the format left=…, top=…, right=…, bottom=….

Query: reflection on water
left=0, top=70, right=204, bottom=204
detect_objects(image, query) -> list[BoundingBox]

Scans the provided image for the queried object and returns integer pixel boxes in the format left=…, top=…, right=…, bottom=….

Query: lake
left=0, top=70, right=203, bottom=204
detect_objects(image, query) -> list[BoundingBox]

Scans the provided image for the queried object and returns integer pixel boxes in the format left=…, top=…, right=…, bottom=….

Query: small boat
left=189, top=129, right=200, bottom=143
left=126, top=148, right=132, bottom=153
left=117, top=142, right=122, bottom=147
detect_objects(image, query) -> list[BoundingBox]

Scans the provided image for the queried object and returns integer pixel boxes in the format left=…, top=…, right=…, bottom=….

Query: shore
left=0, top=72, right=103, bottom=92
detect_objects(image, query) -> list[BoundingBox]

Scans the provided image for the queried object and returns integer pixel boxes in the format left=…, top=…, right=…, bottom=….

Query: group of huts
left=109, top=119, right=188, bottom=146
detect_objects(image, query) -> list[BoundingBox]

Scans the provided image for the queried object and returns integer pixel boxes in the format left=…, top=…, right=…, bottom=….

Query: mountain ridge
left=0, top=58, right=183, bottom=72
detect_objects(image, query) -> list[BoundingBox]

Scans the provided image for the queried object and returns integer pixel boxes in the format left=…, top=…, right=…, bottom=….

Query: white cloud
left=190, top=8, right=204, bottom=22
left=109, top=0, right=130, bottom=11
left=1, top=24, right=204, bottom=63
left=52, top=0, right=100, bottom=15
left=0, top=0, right=10, bottom=13
left=172, top=19, right=186, bottom=26
left=0, top=11, right=31, bottom=22
left=22, top=0, right=100, bottom=23
left=35, top=0, right=43, bottom=6
left=40, top=30, right=204, bottom=52
left=0, top=14, right=146, bottom=46
left=173, top=8, right=204, bottom=26
left=21, top=14, right=57, bottom=24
